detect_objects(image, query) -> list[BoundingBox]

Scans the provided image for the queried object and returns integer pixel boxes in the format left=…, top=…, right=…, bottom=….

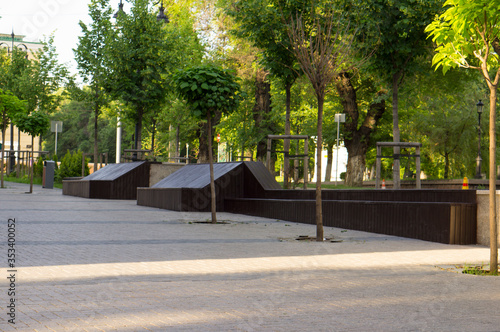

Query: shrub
left=58, top=150, right=90, bottom=179
left=34, top=158, right=44, bottom=178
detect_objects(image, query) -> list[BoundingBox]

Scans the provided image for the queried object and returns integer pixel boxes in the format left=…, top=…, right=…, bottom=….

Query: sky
left=0, top=0, right=125, bottom=76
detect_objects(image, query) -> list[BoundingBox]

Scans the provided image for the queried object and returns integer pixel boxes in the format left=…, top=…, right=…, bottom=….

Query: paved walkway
left=0, top=182, right=499, bottom=332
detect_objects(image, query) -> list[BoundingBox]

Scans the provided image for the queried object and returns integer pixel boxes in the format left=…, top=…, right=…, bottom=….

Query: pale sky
left=0, top=0, right=126, bottom=76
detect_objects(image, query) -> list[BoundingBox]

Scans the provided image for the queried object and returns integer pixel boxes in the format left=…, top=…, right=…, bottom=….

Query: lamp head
left=477, top=100, right=484, bottom=114
left=157, top=1, right=169, bottom=23
left=113, top=0, right=124, bottom=19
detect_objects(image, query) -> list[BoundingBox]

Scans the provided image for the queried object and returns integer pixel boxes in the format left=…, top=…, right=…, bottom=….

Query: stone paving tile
left=0, top=182, right=499, bottom=331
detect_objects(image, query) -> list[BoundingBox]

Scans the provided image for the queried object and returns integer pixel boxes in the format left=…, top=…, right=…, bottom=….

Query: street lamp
left=475, top=99, right=484, bottom=179
left=113, top=0, right=124, bottom=18
left=157, top=1, right=169, bottom=23
left=114, top=0, right=168, bottom=22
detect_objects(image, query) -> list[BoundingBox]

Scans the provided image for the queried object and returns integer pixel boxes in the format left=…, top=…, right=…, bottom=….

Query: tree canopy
left=426, top=0, right=500, bottom=275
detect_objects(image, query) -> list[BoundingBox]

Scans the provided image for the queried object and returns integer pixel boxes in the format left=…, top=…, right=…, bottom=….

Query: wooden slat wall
left=225, top=198, right=476, bottom=244
left=264, top=189, right=477, bottom=203
left=64, top=162, right=150, bottom=199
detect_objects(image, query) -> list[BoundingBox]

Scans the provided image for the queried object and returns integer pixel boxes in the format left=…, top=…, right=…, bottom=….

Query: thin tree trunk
left=29, top=136, right=34, bottom=194
left=392, top=72, right=401, bottom=189
left=488, top=86, right=498, bottom=274
left=325, top=143, right=333, bottom=182
left=151, top=120, right=156, bottom=156
left=316, top=94, right=324, bottom=242
left=284, top=83, right=292, bottom=189
left=198, top=122, right=209, bottom=163
left=208, top=112, right=217, bottom=224
left=16, top=128, right=20, bottom=176
left=1, top=123, right=5, bottom=188
left=444, top=151, right=450, bottom=179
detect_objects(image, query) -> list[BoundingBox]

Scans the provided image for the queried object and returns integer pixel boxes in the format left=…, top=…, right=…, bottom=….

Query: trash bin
left=43, top=161, right=55, bottom=189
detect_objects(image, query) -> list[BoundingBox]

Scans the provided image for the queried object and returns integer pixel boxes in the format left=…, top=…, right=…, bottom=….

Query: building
left=0, top=32, right=44, bottom=60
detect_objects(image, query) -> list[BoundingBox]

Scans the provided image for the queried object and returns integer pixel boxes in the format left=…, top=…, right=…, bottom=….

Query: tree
left=74, top=0, right=114, bottom=171
left=352, top=0, right=443, bottom=188
left=108, top=0, right=174, bottom=156
left=225, top=0, right=303, bottom=188
left=13, top=110, right=49, bottom=193
left=174, top=65, right=242, bottom=223
left=285, top=6, right=357, bottom=241
left=0, top=89, right=26, bottom=188
left=336, top=71, right=386, bottom=186
left=426, top=0, right=499, bottom=274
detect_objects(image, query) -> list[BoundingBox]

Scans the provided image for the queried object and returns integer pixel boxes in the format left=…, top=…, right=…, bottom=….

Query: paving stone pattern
left=0, top=182, right=499, bottom=331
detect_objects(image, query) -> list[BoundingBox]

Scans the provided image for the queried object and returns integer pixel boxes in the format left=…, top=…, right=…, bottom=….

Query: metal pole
left=55, top=123, right=58, bottom=156
left=304, top=138, right=308, bottom=190
left=376, top=144, right=381, bottom=189
left=116, top=116, right=122, bottom=163
left=266, top=137, right=271, bottom=171
left=476, top=111, right=482, bottom=179
left=336, top=120, right=340, bottom=186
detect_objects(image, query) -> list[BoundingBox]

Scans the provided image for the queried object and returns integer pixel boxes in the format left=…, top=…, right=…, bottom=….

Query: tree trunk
left=283, top=83, right=292, bottom=188
left=1, top=120, right=6, bottom=189
left=133, top=107, right=144, bottom=161
left=488, top=85, right=498, bottom=274
left=151, top=120, right=157, bottom=156
left=253, top=71, right=272, bottom=163
left=16, top=128, right=20, bottom=176
left=392, top=71, right=402, bottom=189
left=198, top=121, right=209, bottom=163
left=325, top=143, right=333, bottom=182
left=316, top=93, right=324, bottom=242
left=207, top=112, right=217, bottom=224
left=29, top=136, right=34, bottom=194
left=444, top=151, right=450, bottom=179
left=345, top=148, right=365, bottom=186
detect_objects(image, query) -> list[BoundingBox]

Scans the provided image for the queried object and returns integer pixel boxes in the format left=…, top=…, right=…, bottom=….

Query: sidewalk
left=0, top=182, right=499, bottom=331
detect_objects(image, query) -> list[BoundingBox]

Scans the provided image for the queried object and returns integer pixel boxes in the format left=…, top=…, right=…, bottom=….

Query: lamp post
left=113, top=0, right=169, bottom=160
left=475, top=100, right=484, bottom=179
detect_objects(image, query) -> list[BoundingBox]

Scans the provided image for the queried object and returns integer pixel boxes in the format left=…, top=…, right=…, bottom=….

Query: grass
left=461, top=264, right=499, bottom=276
left=2, top=175, right=63, bottom=189
left=276, top=181, right=370, bottom=190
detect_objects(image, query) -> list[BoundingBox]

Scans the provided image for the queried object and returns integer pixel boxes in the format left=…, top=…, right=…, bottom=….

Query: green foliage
left=59, top=150, right=89, bottom=179
left=426, top=0, right=500, bottom=74
left=173, top=65, right=243, bottom=119
left=0, top=89, right=26, bottom=129
left=74, top=0, right=114, bottom=89
left=400, top=64, right=484, bottom=179
left=43, top=99, right=122, bottom=161
left=14, top=110, right=50, bottom=137
left=224, top=0, right=301, bottom=86
left=30, top=35, right=69, bottom=115
left=352, top=0, right=443, bottom=80
left=33, top=157, right=44, bottom=178
left=108, top=0, right=175, bottom=121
